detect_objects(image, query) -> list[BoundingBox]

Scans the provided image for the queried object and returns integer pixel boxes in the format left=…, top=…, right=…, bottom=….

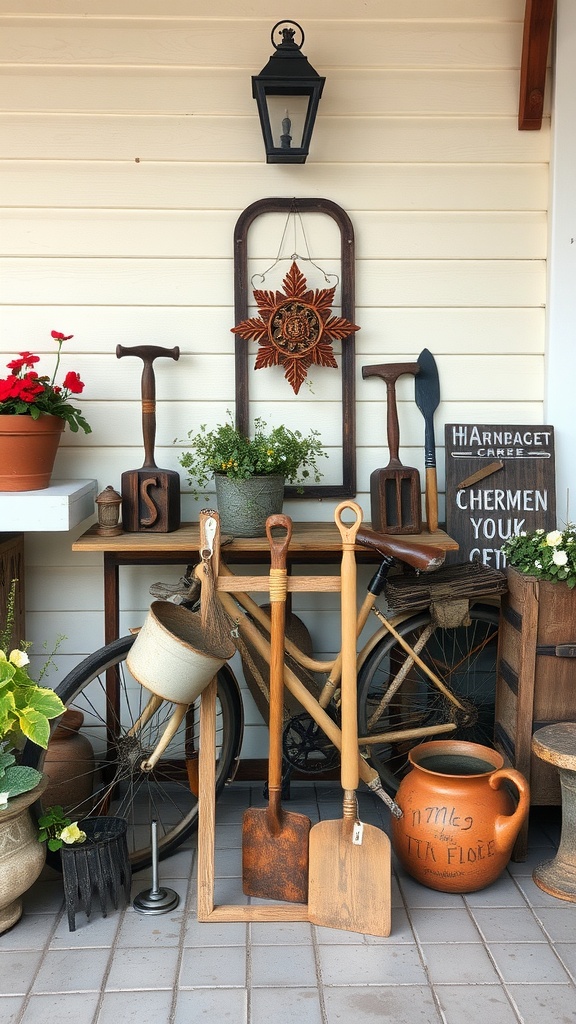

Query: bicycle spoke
left=357, top=606, right=500, bottom=790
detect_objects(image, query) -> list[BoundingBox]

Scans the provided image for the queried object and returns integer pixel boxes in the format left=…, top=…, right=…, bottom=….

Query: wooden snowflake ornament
left=231, top=261, right=360, bottom=395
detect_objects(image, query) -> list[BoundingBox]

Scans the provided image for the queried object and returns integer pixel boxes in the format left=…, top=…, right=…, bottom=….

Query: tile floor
left=4, top=782, right=576, bottom=1024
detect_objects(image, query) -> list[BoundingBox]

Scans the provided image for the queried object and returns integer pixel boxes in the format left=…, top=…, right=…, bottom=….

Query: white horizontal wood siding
left=0, top=0, right=551, bottom=759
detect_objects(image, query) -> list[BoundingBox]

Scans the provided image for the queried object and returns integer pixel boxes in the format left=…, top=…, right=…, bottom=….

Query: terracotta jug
left=391, top=740, right=530, bottom=893
left=43, top=708, right=96, bottom=814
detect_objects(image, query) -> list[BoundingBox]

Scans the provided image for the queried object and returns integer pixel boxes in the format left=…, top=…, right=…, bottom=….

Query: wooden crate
left=495, top=565, right=576, bottom=857
left=0, top=533, right=25, bottom=649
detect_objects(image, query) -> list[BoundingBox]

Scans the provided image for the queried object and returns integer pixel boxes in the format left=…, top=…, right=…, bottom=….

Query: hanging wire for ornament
left=250, top=203, right=339, bottom=290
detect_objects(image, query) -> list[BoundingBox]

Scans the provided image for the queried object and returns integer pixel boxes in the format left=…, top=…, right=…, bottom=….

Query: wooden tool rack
left=196, top=510, right=344, bottom=923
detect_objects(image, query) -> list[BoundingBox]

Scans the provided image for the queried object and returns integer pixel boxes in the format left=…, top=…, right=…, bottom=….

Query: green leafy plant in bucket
left=176, top=410, right=327, bottom=498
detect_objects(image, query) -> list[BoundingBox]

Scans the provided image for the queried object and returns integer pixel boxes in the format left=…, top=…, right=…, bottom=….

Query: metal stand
left=133, top=820, right=180, bottom=914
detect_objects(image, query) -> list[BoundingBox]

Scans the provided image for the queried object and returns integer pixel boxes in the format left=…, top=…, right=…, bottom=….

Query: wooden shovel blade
left=308, top=819, right=392, bottom=936
left=242, top=805, right=311, bottom=904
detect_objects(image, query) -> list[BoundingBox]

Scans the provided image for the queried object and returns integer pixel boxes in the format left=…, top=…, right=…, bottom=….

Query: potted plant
left=0, top=329, right=91, bottom=490
left=501, top=524, right=576, bottom=589
left=0, top=581, right=66, bottom=933
left=176, top=411, right=327, bottom=536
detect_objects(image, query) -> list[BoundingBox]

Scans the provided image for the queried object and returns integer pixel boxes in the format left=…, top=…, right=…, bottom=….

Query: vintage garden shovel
left=414, top=348, right=440, bottom=533
left=362, top=362, right=422, bottom=534
left=242, top=514, right=311, bottom=903
left=308, top=501, right=392, bottom=936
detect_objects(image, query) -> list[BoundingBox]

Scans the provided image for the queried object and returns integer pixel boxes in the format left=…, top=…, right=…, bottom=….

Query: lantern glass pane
left=265, top=93, right=310, bottom=151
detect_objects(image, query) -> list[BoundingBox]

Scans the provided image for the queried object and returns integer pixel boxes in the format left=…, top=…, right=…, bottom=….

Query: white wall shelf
left=0, top=480, right=97, bottom=532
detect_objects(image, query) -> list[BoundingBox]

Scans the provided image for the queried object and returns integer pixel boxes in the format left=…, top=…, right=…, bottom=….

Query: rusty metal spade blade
left=242, top=514, right=311, bottom=904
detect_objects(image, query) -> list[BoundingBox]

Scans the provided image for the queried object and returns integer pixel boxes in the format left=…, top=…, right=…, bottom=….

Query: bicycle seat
left=355, top=526, right=446, bottom=572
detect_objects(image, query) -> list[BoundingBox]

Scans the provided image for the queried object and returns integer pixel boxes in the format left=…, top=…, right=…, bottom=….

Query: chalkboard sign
left=445, top=424, right=556, bottom=567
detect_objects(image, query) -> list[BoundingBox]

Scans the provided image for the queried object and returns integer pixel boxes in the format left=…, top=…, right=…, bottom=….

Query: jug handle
left=489, top=768, right=530, bottom=855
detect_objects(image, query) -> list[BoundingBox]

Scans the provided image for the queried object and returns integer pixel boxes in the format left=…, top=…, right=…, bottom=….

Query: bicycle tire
left=357, top=603, right=500, bottom=792
left=22, top=633, right=243, bottom=872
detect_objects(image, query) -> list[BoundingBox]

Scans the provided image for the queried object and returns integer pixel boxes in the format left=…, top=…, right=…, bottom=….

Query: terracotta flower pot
left=391, top=739, right=530, bottom=893
left=0, top=414, right=65, bottom=490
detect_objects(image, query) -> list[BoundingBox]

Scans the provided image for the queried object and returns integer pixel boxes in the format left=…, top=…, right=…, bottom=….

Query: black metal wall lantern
left=252, top=21, right=325, bottom=164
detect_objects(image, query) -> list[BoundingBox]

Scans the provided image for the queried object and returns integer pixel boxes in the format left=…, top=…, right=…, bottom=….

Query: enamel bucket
left=127, top=601, right=235, bottom=704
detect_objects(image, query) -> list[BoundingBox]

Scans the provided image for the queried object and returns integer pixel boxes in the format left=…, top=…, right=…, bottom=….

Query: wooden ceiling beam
left=519, top=0, right=555, bottom=129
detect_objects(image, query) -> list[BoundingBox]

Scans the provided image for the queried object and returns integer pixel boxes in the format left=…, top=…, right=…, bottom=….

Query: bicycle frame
left=128, top=510, right=493, bottom=814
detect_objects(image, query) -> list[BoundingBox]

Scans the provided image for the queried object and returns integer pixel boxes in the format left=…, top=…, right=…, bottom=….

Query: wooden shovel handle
left=116, top=344, right=180, bottom=469
left=334, top=501, right=363, bottom=794
left=265, top=514, right=292, bottom=797
left=425, top=467, right=438, bottom=533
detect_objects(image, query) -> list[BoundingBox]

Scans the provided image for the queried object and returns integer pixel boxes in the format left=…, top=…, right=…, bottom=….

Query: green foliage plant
left=0, top=581, right=66, bottom=808
left=501, top=524, right=576, bottom=589
left=176, top=410, right=327, bottom=498
left=37, top=805, right=87, bottom=851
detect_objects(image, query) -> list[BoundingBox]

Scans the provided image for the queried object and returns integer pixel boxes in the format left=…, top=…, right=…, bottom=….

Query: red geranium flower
left=63, top=371, right=84, bottom=395
left=6, top=352, right=40, bottom=373
left=0, top=331, right=90, bottom=434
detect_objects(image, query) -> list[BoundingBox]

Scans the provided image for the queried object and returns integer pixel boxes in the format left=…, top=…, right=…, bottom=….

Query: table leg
left=533, top=766, right=576, bottom=902
left=103, top=553, right=120, bottom=645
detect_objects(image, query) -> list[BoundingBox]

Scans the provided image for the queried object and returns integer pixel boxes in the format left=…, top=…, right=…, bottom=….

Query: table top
left=72, top=521, right=459, bottom=563
left=532, top=722, right=576, bottom=769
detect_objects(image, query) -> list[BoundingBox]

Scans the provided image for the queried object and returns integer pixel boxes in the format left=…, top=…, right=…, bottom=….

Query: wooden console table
left=72, top=522, right=458, bottom=647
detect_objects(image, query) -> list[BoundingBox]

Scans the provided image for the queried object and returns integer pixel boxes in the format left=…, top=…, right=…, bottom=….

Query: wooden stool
left=532, top=723, right=576, bottom=902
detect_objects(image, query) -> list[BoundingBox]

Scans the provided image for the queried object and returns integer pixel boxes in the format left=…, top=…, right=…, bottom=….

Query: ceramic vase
left=42, top=709, right=96, bottom=815
left=0, top=414, right=64, bottom=491
left=391, top=739, right=530, bottom=893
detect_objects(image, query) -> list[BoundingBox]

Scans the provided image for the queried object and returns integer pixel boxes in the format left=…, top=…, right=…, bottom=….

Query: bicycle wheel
left=357, top=603, right=499, bottom=792
left=22, top=633, right=243, bottom=872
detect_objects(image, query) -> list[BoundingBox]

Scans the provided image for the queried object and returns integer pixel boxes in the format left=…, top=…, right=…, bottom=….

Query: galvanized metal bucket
left=127, top=601, right=235, bottom=705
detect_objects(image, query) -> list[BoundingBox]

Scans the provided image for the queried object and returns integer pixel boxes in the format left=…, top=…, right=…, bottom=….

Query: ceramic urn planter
left=0, top=779, right=47, bottom=934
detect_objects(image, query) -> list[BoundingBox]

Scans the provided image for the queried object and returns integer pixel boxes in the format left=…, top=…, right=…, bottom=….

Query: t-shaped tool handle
left=362, top=362, right=419, bottom=463
left=116, top=344, right=180, bottom=469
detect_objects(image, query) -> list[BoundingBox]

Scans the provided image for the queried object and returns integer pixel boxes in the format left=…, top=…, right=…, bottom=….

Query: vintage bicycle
left=23, top=504, right=506, bottom=871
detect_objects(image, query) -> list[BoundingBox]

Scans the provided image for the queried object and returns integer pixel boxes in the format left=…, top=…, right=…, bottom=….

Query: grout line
left=169, top=847, right=198, bottom=1024
left=16, top=900, right=65, bottom=1024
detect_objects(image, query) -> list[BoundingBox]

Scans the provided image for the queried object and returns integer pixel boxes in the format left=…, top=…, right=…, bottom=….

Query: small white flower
left=534, top=561, right=542, bottom=569
left=546, top=530, right=562, bottom=547
left=0, top=792, right=10, bottom=809
left=553, top=549, right=568, bottom=566
left=9, top=649, right=29, bottom=668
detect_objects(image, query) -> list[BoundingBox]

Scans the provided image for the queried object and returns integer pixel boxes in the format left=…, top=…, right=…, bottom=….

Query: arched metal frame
left=233, top=197, right=357, bottom=499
